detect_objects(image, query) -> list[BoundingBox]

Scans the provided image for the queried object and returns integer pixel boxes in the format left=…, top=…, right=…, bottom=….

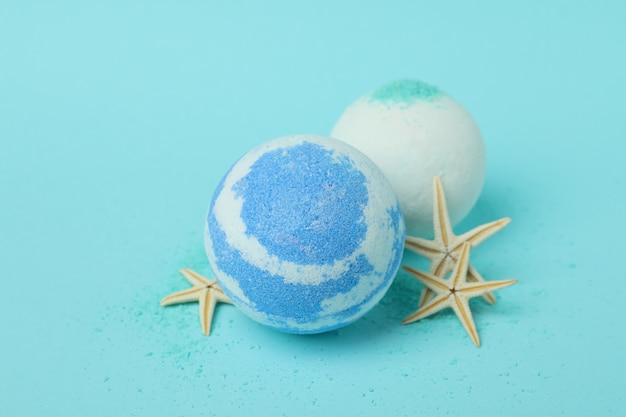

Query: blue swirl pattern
left=205, top=135, right=405, bottom=334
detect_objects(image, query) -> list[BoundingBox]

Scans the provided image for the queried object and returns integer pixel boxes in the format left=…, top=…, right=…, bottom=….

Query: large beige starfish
left=405, top=176, right=511, bottom=307
left=161, top=269, right=232, bottom=335
left=402, top=243, right=517, bottom=347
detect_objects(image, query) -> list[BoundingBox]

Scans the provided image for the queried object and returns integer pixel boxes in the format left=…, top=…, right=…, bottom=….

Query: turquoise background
left=1, top=1, right=624, bottom=415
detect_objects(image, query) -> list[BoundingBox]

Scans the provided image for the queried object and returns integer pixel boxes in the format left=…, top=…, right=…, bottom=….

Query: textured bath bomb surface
left=330, top=79, right=486, bottom=237
left=205, top=135, right=405, bottom=334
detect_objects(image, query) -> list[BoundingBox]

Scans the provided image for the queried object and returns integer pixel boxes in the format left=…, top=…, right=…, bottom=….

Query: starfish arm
left=431, top=255, right=454, bottom=276
left=457, top=278, right=518, bottom=298
left=454, top=217, right=511, bottom=250
left=402, top=294, right=451, bottom=325
left=160, top=287, right=204, bottom=306
left=467, top=265, right=496, bottom=305
left=199, top=289, right=217, bottom=335
left=450, top=295, right=481, bottom=347
left=179, top=268, right=212, bottom=287
left=213, top=288, right=233, bottom=305
left=450, top=243, right=471, bottom=288
left=405, top=236, right=443, bottom=258
left=433, top=176, right=454, bottom=247
left=416, top=260, right=455, bottom=308
left=417, top=288, right=434, bottom=309
left=403, top=265, right=449, bottom=292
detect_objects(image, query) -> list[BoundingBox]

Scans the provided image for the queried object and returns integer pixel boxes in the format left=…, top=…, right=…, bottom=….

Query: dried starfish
left=161, top=269, right=232, bottom=335
left=402, top=243, right=517, bottom=347
left=405, top=176, right=510, bottom=307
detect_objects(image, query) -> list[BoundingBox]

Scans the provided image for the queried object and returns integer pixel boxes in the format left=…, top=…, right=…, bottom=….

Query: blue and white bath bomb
left=331, top=80, right=486, bottom=236
left=204, top=135, right=405, bottom=334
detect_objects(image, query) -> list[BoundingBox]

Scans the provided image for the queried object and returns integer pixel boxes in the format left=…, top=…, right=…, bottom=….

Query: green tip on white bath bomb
left=369, top=79, right=443, bottom=105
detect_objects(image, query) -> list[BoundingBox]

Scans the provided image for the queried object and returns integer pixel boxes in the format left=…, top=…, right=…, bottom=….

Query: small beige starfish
left=405, top=176, right=511, bottom=307
left=402, top=243, right=517, bottom=347
left=161, top=269, right=232, bottom=335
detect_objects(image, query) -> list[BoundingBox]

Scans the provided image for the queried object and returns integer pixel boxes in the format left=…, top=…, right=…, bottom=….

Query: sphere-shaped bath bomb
left=204, top=135, right=405, bottom=334
left=330, top=79, right=486, bottom=237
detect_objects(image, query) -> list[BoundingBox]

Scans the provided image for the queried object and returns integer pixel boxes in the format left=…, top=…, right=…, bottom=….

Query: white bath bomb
left=330, top=80, right=486, bottom=237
